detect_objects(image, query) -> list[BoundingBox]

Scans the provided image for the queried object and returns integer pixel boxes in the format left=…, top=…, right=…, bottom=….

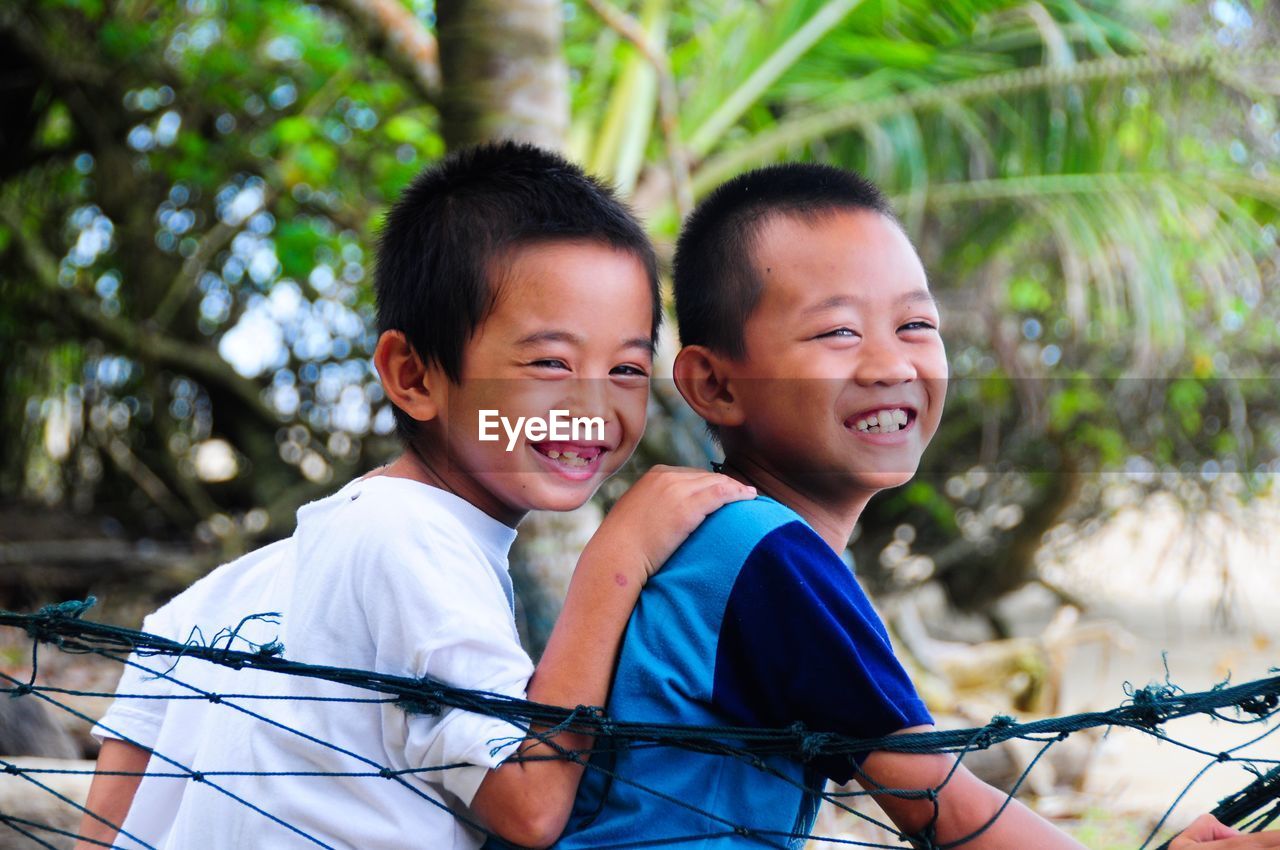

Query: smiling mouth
left=847, top=407, right=917, bottom=434
left=530, top=441, right=606, bottom=476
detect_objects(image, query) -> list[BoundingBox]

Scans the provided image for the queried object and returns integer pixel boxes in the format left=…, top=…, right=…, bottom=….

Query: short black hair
left=375, top=141, right=660, bottom=440
left=673, top=162, right=895, bottom=357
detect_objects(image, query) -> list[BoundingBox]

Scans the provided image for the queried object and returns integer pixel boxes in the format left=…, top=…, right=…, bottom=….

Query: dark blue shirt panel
left=711, top=520, right=932, bottom=784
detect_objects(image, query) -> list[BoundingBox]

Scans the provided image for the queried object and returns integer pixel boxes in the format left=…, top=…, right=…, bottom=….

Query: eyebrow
left=515, top=329, right=655, bottom=354
left=801, top=289, right=939, bottom=315
left=515, top=330, right=584, bottom=347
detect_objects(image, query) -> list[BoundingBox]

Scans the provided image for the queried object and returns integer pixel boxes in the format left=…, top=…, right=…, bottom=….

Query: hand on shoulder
left=586, top=466, right=756, bottom=583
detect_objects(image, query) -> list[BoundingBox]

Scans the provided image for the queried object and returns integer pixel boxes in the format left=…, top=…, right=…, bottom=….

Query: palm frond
left=905, top=172, right=1277, bottom=356
left=684, top=0, right=868, bottom=156
left=692, top=49, right=1273, bottom=195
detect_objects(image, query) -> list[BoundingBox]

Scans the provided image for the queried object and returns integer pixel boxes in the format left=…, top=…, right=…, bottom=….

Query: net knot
left=256, top=641, right=285, bottom=658
left=4, top=763, right=20, bottom=775
left=1239, top=694, right=1279, bottom=717
left=1217, top=752, right=1232, bottom=763
left=9, top=683, right=34, bottom=698
left=592, top=709, right=617, bottom=738
left=379, top=767, right=394, bottom=779
left=190, top=771, right=205, bottom=783
left=396, top=692, right=443, bottom=717
left=788, top=721, right=828, bottom=761
left=1123, top=681, right=1181, bottom=730
left=975, top=715, right=1015, bottom=749
left=734, top=826, right=753, bottom=838
left=207, top=694, right=223, bottom=704
left=36, top=598, right=97, bottom=620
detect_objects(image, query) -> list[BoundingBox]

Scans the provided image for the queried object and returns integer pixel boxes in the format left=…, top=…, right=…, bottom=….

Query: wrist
left=577, top=534, right=650, bottom=590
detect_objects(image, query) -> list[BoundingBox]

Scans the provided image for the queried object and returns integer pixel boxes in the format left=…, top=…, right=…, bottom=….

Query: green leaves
left=1008, top=277, right=1054, bottom=313
left=6, top=0, right=1279, bottom=594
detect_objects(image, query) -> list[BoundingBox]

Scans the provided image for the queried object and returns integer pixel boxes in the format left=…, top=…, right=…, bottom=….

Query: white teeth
left=854, top=408, right=910, bottom=433
left=540, top=446, right=591, bottom=467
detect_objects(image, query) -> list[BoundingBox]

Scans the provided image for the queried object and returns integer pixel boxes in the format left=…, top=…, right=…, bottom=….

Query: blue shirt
left=549, top=497, right=932, bottom=849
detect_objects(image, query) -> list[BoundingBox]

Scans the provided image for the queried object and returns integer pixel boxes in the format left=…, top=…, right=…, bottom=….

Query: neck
left=376, top=439, right=526, bottom=528
left=718, top=451, right=872, bottom=554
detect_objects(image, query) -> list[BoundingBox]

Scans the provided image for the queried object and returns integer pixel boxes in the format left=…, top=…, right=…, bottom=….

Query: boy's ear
left=672, top=345, right=745, bottom=429
left=373, top=330, right=441, bottom=423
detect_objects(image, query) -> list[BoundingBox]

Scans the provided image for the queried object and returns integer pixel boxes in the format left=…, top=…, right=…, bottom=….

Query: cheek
left=614, top=389, right=649, bottom=443
left=483, top=381, right=567, bottom=425
left=925, top=344, right=949, bottom=381
left=922, top=378, right=948, bottom=435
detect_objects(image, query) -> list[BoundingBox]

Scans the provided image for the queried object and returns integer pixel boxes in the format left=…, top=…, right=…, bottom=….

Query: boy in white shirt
left=76, top=142, right=753, bottom=850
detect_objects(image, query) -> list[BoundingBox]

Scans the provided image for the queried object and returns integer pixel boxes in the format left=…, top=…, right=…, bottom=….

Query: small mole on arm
left=614, top=573, right=628, bottom=587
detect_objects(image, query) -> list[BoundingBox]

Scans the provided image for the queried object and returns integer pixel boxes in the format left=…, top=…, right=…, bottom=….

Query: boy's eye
left=530, top=358, right=570, bottom=370
left=818, top=327, right=859, bottom=339
left=610, top=364, right=649, bottom=378
left=900, top=320, right=938, bottom=332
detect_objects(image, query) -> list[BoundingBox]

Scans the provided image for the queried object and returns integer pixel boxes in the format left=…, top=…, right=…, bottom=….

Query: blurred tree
left=1, top=0, right=1277, bottom=643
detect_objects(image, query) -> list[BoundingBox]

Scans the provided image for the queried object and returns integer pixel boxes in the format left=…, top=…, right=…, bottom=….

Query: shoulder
left=681, top=496, right=808, bottom=560
left=305, top=477, right=469, bottom=538
left=645, top=497, right=831, bottom=614
left=143, top=538, right=291, bottom=638
left=677, top=496, right=832, bottom=575
left=697, top=494, right=802, bottom=539
left=300, top=478, right=516, bottom=615
left=296, top=477, right=493, bottom=568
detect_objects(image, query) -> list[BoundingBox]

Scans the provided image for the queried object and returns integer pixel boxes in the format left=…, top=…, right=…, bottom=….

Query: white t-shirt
left=93, top=476, right=534, bottom=849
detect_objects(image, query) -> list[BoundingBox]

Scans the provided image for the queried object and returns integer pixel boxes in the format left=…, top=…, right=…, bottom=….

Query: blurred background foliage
left=1, top=0, right=1277, bottom=649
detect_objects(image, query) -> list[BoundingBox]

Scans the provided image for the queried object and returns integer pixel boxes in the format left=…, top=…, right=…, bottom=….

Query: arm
left=469, top=467, right=755, bottom=848
left=859, top=737, right=1280, bottom=850
left=74, top=738, right=152, bottom=850
left=688, top=530, right=1275, bottom=850
left=857, top=735, right=1084, bottom=850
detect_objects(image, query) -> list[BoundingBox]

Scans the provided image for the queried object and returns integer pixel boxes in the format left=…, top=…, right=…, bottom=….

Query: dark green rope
left=2, top=600, right=1276, bottom=849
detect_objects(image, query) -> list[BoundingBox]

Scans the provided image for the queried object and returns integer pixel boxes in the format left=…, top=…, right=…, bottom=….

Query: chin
left=525, top=481, right=603, bottom=513
left=856, top=470, right=918, bottom=492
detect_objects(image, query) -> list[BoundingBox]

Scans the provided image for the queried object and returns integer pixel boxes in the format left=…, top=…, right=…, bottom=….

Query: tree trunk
left=435, top=0, right=576, bottom=656
left=436, top=0, right=569, bottom=151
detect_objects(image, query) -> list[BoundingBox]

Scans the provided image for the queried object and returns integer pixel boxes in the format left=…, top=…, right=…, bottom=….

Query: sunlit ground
left=813, top=483, right=1280, bottom=848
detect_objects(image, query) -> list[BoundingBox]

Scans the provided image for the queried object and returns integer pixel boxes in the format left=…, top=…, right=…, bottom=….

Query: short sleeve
left=355, top=518, right=534, bottom=807
left=91, top=609, right=179, bottom=749
left=711, top=521, right=931, bottom=783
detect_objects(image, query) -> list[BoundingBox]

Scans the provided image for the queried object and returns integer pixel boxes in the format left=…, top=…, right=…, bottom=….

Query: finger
left=675, top=471, right=754, bottom=494
left=1206, top=831, right=1280, bottom=848
left=1184, top=814, right=1240, bottom=841
left=641, top=466, right=721, bottom=493
left=675, top=473, right=756, bottom=498
left=683, top=480, right=757, bottom=517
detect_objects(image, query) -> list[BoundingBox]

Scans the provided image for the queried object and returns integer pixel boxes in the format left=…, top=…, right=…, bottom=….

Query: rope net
left=1, top=599, right=1277, bottom=850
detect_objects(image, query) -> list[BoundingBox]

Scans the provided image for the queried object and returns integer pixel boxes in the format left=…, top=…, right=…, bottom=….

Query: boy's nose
left=853, top=341, right=917, bottom=386
left=561, top=378, right=612, bottom=423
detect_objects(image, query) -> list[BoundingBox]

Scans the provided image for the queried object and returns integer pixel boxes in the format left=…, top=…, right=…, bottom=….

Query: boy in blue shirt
left=76, top=143, right=753, bottom=850
left=554, top=164, right=1275, bottom=849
